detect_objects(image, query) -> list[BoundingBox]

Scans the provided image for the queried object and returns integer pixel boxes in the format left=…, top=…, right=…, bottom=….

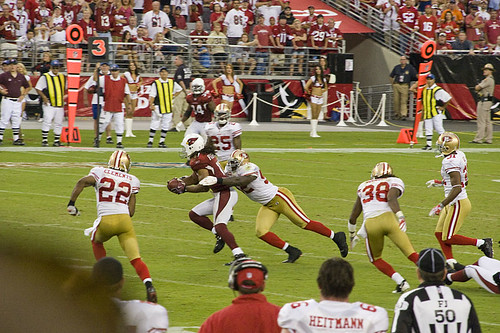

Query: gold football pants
left=436, top=198, right=471, bottom=241
left=364, top=211, right=416, bottom=262
left=94, top=214, right=141, bottom=260
left=255, top=187, right=310, bottom=237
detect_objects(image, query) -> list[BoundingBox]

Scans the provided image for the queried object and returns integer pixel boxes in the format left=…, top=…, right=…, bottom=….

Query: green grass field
left=0, top=129, right=499, bottom=332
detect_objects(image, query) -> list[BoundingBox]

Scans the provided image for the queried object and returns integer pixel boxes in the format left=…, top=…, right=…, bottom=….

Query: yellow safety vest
left=44, top=72, right=65, bottom=107
left=154, top=79, right=174, bottom=114
left=422, top=86, right=442, bottom=119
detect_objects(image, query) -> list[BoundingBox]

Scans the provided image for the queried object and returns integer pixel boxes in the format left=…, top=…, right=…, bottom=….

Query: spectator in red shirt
left=111, top=0, right=132, bottom=42
left=241, top=0, right=255, bottom=34
left=436, top=32, right=453, bottom=52
left=189, top=4, right=202, bottom=22
left=189, top=20, right=209, bottom=45
left=0, top=4, right=20, bottom=59
left=33, top=1, right=52, bottom=27
left=173, top=6, right=187, bottom=29
left=25, top=0, right=53, bottom=24
left=301, top=5, right=316, bottom=31
left=465, top=5, right=485, bottom=43
left=252, top=14, right=272, bottom=75
left=439, top=10, right=459, bottom=41
left=270, top=16, right=291, bottom=74
left=397, top=0, right=419, bottom=54
left=62, top=0, right=82, bottom=26
left=485, top=10, right=500, bottom=45
left=210, top=3, right=225, bottom=30
left=416, top=5, right=438, bottom=40
left=309, top=14, right=329, bottom=56
left=198, top=259, right=281, bottom=333
left=290, top=18, right=306, bottom=75
left=95, top=0, right=116, bottom=41
left=78, top=9, right=98, bottom=71
left=326, top=18, right=343, bottom=52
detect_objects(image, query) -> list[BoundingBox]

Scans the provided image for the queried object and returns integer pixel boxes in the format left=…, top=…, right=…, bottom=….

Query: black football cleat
left=444, top=273, right=453, bottom=285
left=333, top=231, right=349, bottom=258
left=446, top=259, right=465, bottom=271
left=93, top=138, right=100, bottom=148
left=479, top=238, right=493, bottom=258
left=146, top=285, right=157, bottom=303
left=224, top=253, right=248, bottom=266
left=282, top=245, right=302, bottom=263
left=53, top=141, right=60, bottom=147
left=146, top=142, right=153, bottom=148
left=13, top=139, right=25, bottom=146
left=116, top=142, right=124, bottom=149
left=106, top=137, right=114, bottom=144
left=213, top=235, right=225, bottom=254
left=42, top=140, right=49, bottom=147
left=158, top=142, right=167, bottom=148
left=421, top=145, right=433, bottom=150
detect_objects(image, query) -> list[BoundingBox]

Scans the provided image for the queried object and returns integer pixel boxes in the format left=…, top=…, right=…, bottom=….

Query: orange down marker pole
left=61, top=24, right=83, bottom=144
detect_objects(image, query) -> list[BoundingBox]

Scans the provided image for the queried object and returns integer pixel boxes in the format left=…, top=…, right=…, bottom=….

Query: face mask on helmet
left=108, top=150, right=131, bottom=172
left=228, top=149, right=249, bottom=171
left=191, top=78, right=205, bottom=94
left=181, top=133, right=205, bottom=158
left=436, top=132, right=460, bottom=156
left=215, top=104, right=230, bottom=125
left=371, top=162, right=393, bottom=179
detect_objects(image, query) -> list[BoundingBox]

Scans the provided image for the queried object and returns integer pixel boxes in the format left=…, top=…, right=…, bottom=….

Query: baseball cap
left=2, top=60, right=9, bottom=65
left=426, top=73, right=435, bottom=80
left=417, top=248, right=446, bottom=273
left=91, top=257, right=123, bottom=286
left=50, top=59, right=61, bottom=67
left=110, top=64, right=120, bottom=71
left=431, top=4, right=439, bottom=8
left=159, top=67, right=168, bottom=72
left=100, top=62, right=109, bottom=66
left=470, top=4, right=478, bottom=9
left=237, top=267, right=266, bottom=290
left=449, top=0, right=456, bottom=3
left=8, top=59, right=17, bottom=65
left=439, top=32, right=447, bottom=37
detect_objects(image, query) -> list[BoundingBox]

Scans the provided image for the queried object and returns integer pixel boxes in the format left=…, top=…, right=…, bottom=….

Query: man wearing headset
left=198, top=259, right=281, bottom=333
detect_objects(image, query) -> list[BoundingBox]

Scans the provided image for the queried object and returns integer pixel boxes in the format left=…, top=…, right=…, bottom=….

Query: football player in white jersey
left=199, top=149, right=349, bottom=263
left=426, top=132, right=493, bottom=270
left=204, top=103, right=242, bottom=168
left=67, top=151, right=157, bottom=303
left=91, top=257, right=168, bottom=333
left=348, top=162, right=419, bottom=293
left=446, top=256, right=500, bottom=294
left=278, top=257, right=389, bottom=333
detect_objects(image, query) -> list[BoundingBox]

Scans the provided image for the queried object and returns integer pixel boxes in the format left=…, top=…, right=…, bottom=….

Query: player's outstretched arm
left=199, top=175, right=256, bottom=187
left=67, top=175, right=95, bottom=215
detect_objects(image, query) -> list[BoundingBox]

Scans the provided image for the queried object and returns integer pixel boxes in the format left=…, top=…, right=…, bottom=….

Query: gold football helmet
left=228, top=149, right=250, bottom=171
left=215, top=103, right=231, bottom=125
left=436, top=132, right=460, bottom=156
left=108, top=150, right=131, bottom=172
left=371, top=162, right=393, bottom=179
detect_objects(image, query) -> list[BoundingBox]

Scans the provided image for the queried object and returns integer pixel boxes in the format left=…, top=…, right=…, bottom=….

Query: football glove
left=175, top=121, right=186, bottom=132
left=396, top=211, right=407, bottom=232
left=429, top=203, right=444, bottom=216
left=426, top=179, right=443, bottom=188
left=348, top=221, right=357, bottom=242
left=351, top=235, right=360, bottom=249
left=199, top=176, right=218, bottom=186
left=67, top=205, right=80, bottom=216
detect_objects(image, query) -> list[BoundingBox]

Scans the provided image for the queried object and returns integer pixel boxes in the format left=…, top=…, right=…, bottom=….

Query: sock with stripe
left=372, top=258, right=396, bottom=278
left=130, top=258, right=151, bottom=281
left=304, top=221, right=334, bottom=238
left=259, top=232, right=286, bottom=249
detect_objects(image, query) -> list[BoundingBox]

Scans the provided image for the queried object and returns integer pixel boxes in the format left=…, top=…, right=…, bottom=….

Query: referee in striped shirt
left=392, top=248, right=481, bottom=333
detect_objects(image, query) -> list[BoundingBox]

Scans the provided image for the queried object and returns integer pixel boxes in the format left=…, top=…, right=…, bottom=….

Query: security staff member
left=471, top=63, right=494, bottom=144
left=412, top=74, right=452, bottom=150
left=35, top=60, right=66, bottom=147
left=147, top=67, right=182, bottom=148
left=389, top=55, right=417, bottom=120
left=392, top=248, right=481, bottom=333
left=0, top=58, right=30, bottom=146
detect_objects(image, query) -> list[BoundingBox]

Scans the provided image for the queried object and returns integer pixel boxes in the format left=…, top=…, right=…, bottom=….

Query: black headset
left=227, top=259, right=268, bottom=291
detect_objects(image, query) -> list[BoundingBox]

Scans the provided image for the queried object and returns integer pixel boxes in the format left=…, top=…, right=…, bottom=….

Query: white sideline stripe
left=1, top=147, right=499, bottom=153
left=176, top=254, right=206, bottom=260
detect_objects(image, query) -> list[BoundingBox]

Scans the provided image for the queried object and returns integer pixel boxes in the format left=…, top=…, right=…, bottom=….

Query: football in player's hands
left=67, top=205, right=80, bottom=216
left=167, top=178, right=186, bottom=194
left=199, top=176, right=217, bottom=186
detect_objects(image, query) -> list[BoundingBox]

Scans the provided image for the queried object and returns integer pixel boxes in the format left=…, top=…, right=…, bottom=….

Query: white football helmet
left=108, top=150, right=131, bottom=172
left=371, top=162, right=393, bottom=179
left=181, top=133, right=205, bottom=158
left=228, top=149, right=250, bottom=172
left=436, top=132, right=460, bottom=156
left=215, top=103, right=231, bottom=125
left=191, top=78, right=205, bottom=95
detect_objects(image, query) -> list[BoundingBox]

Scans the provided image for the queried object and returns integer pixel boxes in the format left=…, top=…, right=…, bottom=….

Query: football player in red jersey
left=168, top=133, right=247, bottom=265
left=176, top=78, right=215, bottom=135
